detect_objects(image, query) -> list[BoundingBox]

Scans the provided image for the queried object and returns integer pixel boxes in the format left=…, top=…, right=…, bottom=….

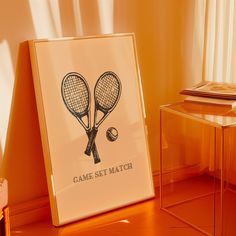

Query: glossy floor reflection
left=11, top=189, right=203, bottom=236
left=161, top=174, right=236, bottom=236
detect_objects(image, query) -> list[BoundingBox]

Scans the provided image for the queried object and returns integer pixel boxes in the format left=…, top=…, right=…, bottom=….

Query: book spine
left=4, top=207, right=10, bottom=236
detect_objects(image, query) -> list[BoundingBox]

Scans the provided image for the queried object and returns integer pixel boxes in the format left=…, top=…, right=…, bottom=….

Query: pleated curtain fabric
left=203, top=0, right=236, bottom=83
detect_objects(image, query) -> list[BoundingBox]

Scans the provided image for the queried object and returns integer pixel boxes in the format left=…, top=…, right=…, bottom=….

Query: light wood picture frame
left=29, top=33, right=154, bottom=226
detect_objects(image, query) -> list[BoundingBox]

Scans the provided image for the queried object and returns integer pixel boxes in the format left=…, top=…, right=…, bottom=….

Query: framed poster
left=29, top=33, right=154, bottom=226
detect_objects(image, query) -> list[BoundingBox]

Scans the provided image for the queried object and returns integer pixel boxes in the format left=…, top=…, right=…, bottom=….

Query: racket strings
left=63, top=74, right=89, bottom=114
left=95, top=74, right=120, bottom=110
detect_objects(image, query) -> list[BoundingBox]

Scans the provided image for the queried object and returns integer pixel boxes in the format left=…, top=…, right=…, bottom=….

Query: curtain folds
left=204, top=0, right=236, bottom=83
left=203, top=0, right=236, bottom=184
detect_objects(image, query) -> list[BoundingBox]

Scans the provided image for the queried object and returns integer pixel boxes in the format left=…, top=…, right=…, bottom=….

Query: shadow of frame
left=1, top=41, right=48, bottom=206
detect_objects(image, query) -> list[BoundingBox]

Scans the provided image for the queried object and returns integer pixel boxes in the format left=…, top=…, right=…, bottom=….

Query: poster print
left=61, top=71, right=122, bottom=164
left=29, top=34, right=154, bottom=226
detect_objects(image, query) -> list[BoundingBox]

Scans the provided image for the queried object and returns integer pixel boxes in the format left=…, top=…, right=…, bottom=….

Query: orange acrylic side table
left=160, top=102, right=236, bottom=236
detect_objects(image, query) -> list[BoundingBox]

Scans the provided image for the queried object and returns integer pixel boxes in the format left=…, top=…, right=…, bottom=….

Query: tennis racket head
left=94, top=71, right=122, bottom=114
left=61, top=72, right=90, bottom=127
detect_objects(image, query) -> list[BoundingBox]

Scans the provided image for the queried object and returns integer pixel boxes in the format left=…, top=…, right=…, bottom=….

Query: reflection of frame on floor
left=29, top=33, right=154, bottom=226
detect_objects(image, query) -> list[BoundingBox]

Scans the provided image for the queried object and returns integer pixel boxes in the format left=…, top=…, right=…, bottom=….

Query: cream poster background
left=30, top=34, right=154, bottom=225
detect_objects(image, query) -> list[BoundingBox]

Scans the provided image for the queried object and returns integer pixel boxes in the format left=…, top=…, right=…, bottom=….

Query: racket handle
left=85, top=131, right=100, bottom=164
left=85, top=128, right=98, bottom=155
left=92, top=145, right=100, bottom=164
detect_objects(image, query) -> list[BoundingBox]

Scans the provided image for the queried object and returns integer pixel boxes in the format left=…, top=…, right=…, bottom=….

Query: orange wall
left=113, top=0, right=204, bottom=172
left=0, top=0, right=203, bottom=206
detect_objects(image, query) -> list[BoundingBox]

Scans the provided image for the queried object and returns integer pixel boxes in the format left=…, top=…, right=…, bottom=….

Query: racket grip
left=92, top=145, right=100, bottom=164
left=85, top=128, right=98, bottom=155
left=85, top=131, right=101, bottom=163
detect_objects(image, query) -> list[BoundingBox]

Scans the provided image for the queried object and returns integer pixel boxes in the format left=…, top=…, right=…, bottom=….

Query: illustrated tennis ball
left=106, top=127, right=118, bottom=142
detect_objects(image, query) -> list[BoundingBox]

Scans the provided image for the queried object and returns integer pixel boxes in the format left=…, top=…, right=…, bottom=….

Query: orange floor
left=161, top=174, right=236, bottom=236
left=10, top=188, right=204, bottom=236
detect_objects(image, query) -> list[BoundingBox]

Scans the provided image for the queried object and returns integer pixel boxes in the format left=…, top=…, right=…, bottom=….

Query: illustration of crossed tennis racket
left=85, top=71, right=122, bottom=156
left=61, top=72, right=100, bottom=164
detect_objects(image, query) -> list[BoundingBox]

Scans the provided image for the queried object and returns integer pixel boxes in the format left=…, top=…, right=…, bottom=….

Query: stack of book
left=180, top=81, right=236, bottom=108
left=0, top=178, right=9, bottom=236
